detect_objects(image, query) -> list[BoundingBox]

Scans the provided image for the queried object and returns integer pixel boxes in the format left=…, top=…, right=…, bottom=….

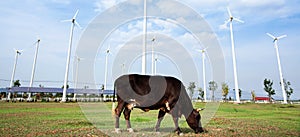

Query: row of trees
left=263, top=78, right=294, bottom=102
left=187, top=81, right=237, bottom=101
left=187, top=78, right=294, bottom=102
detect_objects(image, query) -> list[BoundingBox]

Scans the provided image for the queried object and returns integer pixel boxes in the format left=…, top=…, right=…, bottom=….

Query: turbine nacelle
left=13, top=48, right=23, bottom=55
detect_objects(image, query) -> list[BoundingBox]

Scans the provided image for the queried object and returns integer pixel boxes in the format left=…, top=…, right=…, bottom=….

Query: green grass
left=0, top=102, right=299, bottom=137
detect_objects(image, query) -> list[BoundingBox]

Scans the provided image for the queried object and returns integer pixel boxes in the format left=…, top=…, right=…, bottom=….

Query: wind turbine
left=151, top=36, right=156, bottom=75
left=104, top=46, right=112, bottom=90
left=121, top=61, right=127, bottom=74
left=73, top=56, right=83, bottom=101
left=266, top=33, right=288, bottom=104
left=141, top=0, right=147, bottom=75
left=62, top=10, right=81, bottom=102
left=197, top=49, right=208, bottom=102
left=154, top=54, right=161, bottom=75
left=225, top=7, right=244, bottom=103
left=8, top=49, right=22, bottom=101
left=28, top=37, right=41, bottom=101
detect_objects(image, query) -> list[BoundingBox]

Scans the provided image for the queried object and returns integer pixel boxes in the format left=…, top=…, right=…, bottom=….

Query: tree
left=13, top=80, right=21, bottom=87
left=197, top=87, right=204, bottom=101
left=232, top=88, right=242, bottom=100
left=221, top=83, right=229, bottom=101
left=251, top=90, right=256, bottom=102
left=264, top=78, right=275, bottom=101
left=187, top=82, right=196, bottom=100
left=55, top=93, right=62, bottom=98
left=61, top=84, right=69, bottom=89
left=209, top=81, right=218, bottom=101
left=101, top=84, right=104, bottom=90
left=280, top=79, right=294, bottom=102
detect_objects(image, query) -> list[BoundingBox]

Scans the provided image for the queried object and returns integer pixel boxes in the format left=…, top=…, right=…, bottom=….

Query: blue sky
left=0, top=0, right=299, bottom=100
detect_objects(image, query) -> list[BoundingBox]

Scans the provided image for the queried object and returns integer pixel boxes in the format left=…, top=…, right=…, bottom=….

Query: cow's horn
left=196, top=108, right=205, bottom=112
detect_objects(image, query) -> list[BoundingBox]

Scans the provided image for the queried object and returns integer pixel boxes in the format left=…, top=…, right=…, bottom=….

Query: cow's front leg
left=114, top=101, right=124, bottom=133
left=172, top=117, right=182, bottom=135
left=155, top=109, right=166, bottom=132
left=123, top=107, right=133, bottom=132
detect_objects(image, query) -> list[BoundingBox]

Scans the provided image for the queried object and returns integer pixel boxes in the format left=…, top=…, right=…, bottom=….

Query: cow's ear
left=196, top=108, right=205, bottom=112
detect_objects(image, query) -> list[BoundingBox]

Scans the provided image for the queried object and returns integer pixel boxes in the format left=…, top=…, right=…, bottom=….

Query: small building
left=255, top=97, right=272, bottom=103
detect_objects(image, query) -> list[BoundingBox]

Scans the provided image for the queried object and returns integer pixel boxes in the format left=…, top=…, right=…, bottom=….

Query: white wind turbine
left=62, top=10, right=81, bottom=102
left=141, top=0, right=147, bottom=75
left=104, top=45, right=112, bottom=90
left=121, top=61, right=127, bottom=74
left=225, top=7, right=244, bottom=103
left=266, top=33, right=288, bottom=104
left=154, top=54, right=161, bottom=75
left=8, top=49, right=22, bottom=101
left=28, top=37, right=41, bottom=101
left=73, top=56, right=83, bottom=101
left=197, top=49, right=208, bottom=102
left=151, top=36, right=156, bottom=75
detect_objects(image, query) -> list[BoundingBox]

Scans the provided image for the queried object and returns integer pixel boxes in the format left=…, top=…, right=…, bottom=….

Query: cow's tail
left=111, top=85, right=116, bottom=117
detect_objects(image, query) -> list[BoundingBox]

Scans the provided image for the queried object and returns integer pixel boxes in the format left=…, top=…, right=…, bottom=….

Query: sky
left=0, top=0, right=299, bottom=100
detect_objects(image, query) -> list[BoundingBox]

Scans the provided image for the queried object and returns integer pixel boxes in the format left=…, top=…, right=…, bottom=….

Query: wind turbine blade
left=157, top=59, right=162, bottom=63
left=61, top=19, right=72, bottom=22
left=73, top=10, right=79, bottom=19
left=266, top=33, right=276, bottom=39
left=74, top=21, right=82, bottom=29
left=226, top=19, right=231, bottom=24
left=234, top=18, right=244, bottom=23
left=195, top=49, right=202, bottom=52
left=227, top=7, right=232, bottom=17
left=277, top=35, right=287, bottom=39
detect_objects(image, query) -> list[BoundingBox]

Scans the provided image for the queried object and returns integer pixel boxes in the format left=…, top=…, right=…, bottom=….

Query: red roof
left=255, top=97, right=270, bottom=101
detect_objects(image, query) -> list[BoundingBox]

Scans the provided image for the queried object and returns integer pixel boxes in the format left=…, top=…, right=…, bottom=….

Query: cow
left=113, top=74, right=204, bottom=135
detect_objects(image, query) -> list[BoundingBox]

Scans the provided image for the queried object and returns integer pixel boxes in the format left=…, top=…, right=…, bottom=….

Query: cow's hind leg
left=123, top=107, right=134, bottom=132
left=155, top=109, right=166, bottom=132
left=172, top=116, right=182, bottom=135
left=114, top=100, right=125, bottom=133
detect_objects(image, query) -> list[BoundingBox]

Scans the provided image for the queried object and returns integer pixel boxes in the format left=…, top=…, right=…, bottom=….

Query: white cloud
left=233, top=0, right=285, bottom=8
left=50, top=0, right=71, bottom=5
left=94, top=0, right=126, bottom=12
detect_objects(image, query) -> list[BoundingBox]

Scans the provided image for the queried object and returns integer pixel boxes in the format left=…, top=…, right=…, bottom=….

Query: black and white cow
left=113, top=74, right=204, bottom=134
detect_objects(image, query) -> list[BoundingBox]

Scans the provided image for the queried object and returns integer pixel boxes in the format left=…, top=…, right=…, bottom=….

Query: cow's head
left=186, top=109, right=204, bottom=133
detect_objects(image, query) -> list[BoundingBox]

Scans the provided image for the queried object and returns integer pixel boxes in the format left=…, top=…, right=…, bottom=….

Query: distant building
left=255, top=97, right=272, bottom=103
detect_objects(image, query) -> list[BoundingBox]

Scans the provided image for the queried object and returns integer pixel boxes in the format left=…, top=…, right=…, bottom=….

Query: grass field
left=0, top=102, right=299, bottom=137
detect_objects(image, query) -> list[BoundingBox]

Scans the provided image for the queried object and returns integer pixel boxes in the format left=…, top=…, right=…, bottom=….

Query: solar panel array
left=0, top=87, right=114, bottom=94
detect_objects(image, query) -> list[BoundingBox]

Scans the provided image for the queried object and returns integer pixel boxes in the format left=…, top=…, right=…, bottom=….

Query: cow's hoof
left=127, top=128, right=134, bottom=133
left=114, top=128, right=121, bottom=133
left=179, top=133, right=184, bottom=136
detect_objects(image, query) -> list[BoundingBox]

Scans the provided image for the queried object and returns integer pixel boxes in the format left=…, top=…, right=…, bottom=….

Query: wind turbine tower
left=62, top=10, right=81, bottom=102
left=28, top=38, right=41, bottom=101
left=225, top=7, right=244, bottom=103
left=201, top=49, right=207, bottom=102
left=142, top=0, right=147, bottom=74
left=266, top=33, right=288, bottom=104
left=73, top=56, right=82, bottom=101
left=151, top=36, right=156, bottom=75
left=154, top=55, right=161, bottom=75
left=104, top=47, right=111, bottom=90
left=8, top=49, right=22, bottom=101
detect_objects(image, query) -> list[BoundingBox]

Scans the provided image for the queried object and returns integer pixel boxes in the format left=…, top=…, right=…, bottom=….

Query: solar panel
left=2, top=87, right=114, bottom=94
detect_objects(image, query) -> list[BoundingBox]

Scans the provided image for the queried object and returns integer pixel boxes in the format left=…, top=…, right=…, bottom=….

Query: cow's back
left=114, top=74, right=185, bottom=110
